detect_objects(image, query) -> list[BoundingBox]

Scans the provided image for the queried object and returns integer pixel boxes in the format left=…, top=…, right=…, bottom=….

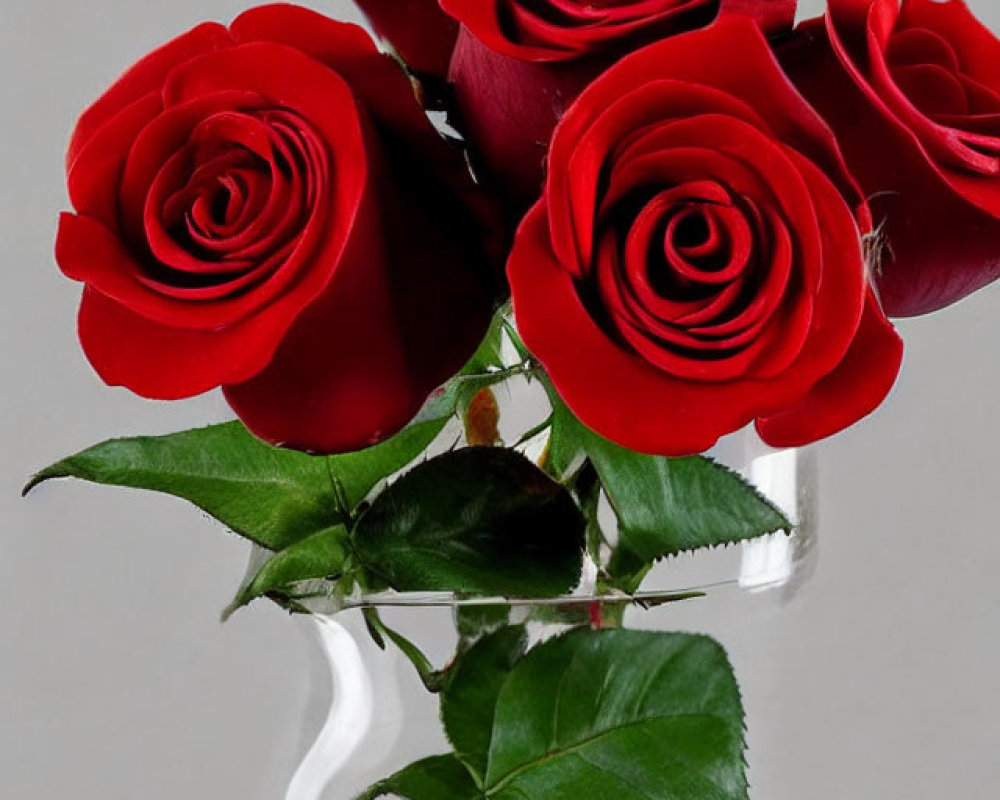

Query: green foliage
left=588, top=435, right=791, bottom=560
left=442, top=626, right=528, bottom=778
left=24, top=412, right=449, bottom=548
left=24, top=422, right=346, bottom=551
left=544, top=387, right=791, bottom=586
left=455, top=604, right=513, bottom=649
left=361, top=627, right=748, bottom=800
left=32, top=307, right=769, bottom=800
left=326, top=416, right=455, bottom=511
left=223, top=525, right=350, bottom=619
left=481, top=629, right=747, bottom=798
left=352, top=448, right=585, bottom=597
left=24, top=303, right=517, bottom=541
left=356, top=754, right=480, bottom=800
left=24, top=306, right=539, bottom=612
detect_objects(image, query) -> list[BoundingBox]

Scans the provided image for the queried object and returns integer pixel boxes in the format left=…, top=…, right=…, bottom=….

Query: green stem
left=362, top=607, right=449, bottom=693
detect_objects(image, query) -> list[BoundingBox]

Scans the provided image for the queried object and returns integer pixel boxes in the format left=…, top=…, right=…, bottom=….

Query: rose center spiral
left=592, top=178, right=795, bottom=381
left=139, top=107, right=329, bottom=301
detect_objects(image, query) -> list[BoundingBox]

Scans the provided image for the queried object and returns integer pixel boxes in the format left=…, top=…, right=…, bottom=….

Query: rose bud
left=441, top=0, right=798, bottom=211
left=508, top=16, right=904, bottom=455
left=781, top=0, right=1000, bottom=316
left=353, top=0, right=459, bottom=79
left=56, top=3, right=498, bottom=454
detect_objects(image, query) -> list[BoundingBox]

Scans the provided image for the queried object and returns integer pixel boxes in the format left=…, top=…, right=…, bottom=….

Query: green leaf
left=24, top=391, right=454, bottom=553
left=352, top=448, right=585, bottom=597
left=327, top=416, right=453, bottom=511
left=588, top=435, right=790, bottom=562
left=356, top=754, right=480, bottom=800
left=543, top=399, right=588, bottom=480
left=23, top=306, right=523, bottom=549
left=482, top=629, right=747, bottom=799
left=24, top=422, right=344, bottom=551
left=223, top=525, right=350, bottom=618
left=376, top=628, right=748, bottom=799
left=573, top=461, right=604, bottom=564
left=455, top=604, right=513, bottom=648
left=442, top=626, right=528, bottom=780
left=546, top=389, right=790, bottom=571
left=466, top=302, right=509, bottom=374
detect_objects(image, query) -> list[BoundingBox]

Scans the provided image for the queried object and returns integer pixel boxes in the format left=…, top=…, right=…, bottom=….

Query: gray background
left=2, top=0, right=999, bottom=797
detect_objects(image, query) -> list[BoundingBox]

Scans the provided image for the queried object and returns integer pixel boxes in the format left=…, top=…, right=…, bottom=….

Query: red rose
left=56, top=4, right=497, bottom=454
left=781, top=0, right=1000, bottom=316
left=508, top=17, right=904, bottom=455
left=353, top=0, right=459, bottom=79
left=442, top=0, right=798, bottom=209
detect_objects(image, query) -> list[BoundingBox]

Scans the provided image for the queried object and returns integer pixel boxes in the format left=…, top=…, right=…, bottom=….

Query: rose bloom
left=441, top=0, right=798, bottom=209
left=354, top=0, right=458, bottom=79
left=56, top=3, right=497, bottom=454
left=508, top=17, right=904, bottom=455
left=782, top=0, right=1000, bottom=316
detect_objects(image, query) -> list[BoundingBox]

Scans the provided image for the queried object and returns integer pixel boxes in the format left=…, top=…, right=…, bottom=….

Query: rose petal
left=76, top=285, right=286, bottom=399
left=547, top=18, right=865, bottom=275
left=897, top=0, right=1000, bottom=94
left=225, top=147, right=494, bottom=453
left=512, top=205, right=755, bottom=454
left=782, top=18, right=1000, bottom=315
left=756, top=289, right=903, bottom=446
left=103, top=44, right=369, bottom=330
left=888, top=26, right=960, bottom=72
left=231, top=4, right=433, bottom=138
left=857, top=0, right=1000, bottom=176
left=67, top=21, right=232, bottom=170
left=67, top=92, right=161, bottom=228
left=448, top=27, right=598, bottom=209
left=510, top=183, right=866, bottom=454
left=352, top=0, right=459, bottom=77
left=891, top=63, right=969, bottom=117
left=443, top=0, right=798, bottom=62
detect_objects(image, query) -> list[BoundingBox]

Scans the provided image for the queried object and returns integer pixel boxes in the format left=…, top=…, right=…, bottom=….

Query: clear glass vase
left=284, top=427, right=817, bottom=800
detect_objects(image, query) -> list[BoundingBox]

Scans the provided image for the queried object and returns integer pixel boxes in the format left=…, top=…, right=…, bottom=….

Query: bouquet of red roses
left=28, top=1, right=1000, bottom=797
